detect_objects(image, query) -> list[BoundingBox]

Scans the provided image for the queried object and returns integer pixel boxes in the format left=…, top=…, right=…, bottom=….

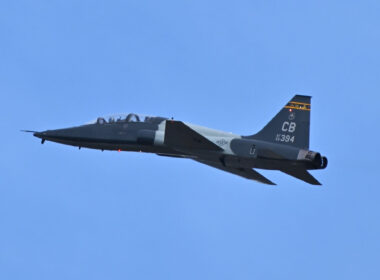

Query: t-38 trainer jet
left=27, top=95, right=327, bottom=185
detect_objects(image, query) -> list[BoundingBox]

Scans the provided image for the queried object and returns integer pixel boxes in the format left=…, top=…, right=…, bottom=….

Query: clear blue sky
left=1, top=1, right=379, bottom=279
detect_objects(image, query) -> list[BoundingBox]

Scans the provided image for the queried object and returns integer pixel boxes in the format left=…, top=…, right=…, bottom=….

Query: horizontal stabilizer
left=196, top=160, right=276, bottom=185
left=280, top=168, right=321, bottom=185
left=165, top=121, right=223, bottom=151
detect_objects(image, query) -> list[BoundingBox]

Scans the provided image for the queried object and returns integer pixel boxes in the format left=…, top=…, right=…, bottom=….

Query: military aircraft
left=26, top=95, right=327, bottom=185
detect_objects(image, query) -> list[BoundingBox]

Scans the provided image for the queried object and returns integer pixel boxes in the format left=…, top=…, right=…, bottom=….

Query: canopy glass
left=87, top=113, right=167, bottom=124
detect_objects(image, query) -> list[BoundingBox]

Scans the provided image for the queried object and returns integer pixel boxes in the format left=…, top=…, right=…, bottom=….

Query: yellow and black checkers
left=284, top=101, right=310, bottom=111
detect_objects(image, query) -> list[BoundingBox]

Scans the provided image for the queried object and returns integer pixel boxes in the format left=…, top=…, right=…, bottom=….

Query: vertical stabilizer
left=247, top=95, right=311, bottom=149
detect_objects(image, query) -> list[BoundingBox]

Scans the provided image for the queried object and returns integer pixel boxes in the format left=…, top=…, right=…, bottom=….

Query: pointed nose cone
left=33, top=131, right=49, bottom=144
left=33, top=131, right=57, bottom=139
left=32, top=126, right=91, bottom=146
left=33, top=132, right=44, bottom=139
left=33, top=128, right=78, bottom=142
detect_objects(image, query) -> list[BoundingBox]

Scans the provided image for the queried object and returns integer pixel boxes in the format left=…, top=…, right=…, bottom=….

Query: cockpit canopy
left=88, top=113, right=167, bottom=125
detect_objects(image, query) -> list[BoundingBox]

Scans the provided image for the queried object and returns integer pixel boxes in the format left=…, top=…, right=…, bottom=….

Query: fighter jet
left=27, top=95, right=327, bottom=185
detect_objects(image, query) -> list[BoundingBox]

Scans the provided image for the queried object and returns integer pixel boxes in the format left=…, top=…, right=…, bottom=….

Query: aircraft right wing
left=195, top=160, right=276, bottom=185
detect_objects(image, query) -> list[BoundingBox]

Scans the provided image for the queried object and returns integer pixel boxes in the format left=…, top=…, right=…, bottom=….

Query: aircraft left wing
left=195, top=160, right=276, bottom=185
left=165, top=121, right=223, bottom=151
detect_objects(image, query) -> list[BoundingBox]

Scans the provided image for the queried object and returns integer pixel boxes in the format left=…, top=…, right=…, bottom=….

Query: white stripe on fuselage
left=186, top=123, right=240, bottom=155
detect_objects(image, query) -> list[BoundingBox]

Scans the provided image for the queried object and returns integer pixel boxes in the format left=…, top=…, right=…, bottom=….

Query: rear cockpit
left=88, top=113, right=167, bottom=125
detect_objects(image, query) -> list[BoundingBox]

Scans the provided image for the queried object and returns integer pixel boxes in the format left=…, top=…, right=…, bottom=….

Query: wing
left=195, top=160, right=276, bottom=185
left=280, top=168, right=321, bottom=185
left=164, top=120, right=223, bottom=151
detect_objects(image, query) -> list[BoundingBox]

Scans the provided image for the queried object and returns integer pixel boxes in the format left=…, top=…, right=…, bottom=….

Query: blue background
left=1, top=1, right=379, bottom=279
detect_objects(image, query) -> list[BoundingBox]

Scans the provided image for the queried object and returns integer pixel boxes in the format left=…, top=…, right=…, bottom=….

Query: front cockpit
left=88, top=113, right=167, bottom=125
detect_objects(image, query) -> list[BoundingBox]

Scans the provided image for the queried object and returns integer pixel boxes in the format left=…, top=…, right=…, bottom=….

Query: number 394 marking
left=275, top=134, right=295, bottom=143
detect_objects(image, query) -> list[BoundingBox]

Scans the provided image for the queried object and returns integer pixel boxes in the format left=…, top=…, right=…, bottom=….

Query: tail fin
left=248, top=95, right=311, bottom=149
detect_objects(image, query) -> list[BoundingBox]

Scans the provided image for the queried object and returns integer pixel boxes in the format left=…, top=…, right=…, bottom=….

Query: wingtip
left=310, top=179, right=322, bottom=186
left=261, top=180, right=276, bottom=186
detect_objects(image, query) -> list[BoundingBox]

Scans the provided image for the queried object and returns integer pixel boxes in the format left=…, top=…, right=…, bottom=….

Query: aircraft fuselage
left=30, top=95, right=328, bottom=185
